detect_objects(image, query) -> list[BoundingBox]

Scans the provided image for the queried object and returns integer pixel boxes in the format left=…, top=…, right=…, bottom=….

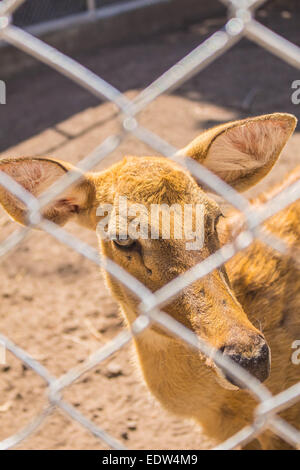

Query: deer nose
left=219, top=338, right=271, bottom=388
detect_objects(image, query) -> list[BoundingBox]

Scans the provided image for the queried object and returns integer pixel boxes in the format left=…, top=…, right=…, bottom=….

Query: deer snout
left=219, top=336, right=271, bottom=388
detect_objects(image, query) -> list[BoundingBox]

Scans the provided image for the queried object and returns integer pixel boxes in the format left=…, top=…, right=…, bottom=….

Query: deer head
left=0, top=113, right=296, bottom=389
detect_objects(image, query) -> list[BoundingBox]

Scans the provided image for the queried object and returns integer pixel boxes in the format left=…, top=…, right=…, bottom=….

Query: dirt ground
left=0, top=6, right=300, bottom=450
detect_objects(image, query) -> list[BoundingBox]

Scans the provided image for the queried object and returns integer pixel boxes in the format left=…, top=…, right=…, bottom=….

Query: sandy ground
left=0, top=6, right=300, bottom=449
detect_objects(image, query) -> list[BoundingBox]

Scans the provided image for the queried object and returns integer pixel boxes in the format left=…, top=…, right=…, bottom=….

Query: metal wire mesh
left=0, top=0, right=300, bottom=450
left=12, top=0, right=148, bottom=27
left=12, top=0, right=86, bottom=27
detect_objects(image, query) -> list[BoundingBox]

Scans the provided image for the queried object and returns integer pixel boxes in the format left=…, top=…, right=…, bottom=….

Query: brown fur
left=0, top=113, right=299, bottom=449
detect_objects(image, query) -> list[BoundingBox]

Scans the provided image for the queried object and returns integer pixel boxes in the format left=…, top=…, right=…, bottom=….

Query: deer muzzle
left=218, top=336, right=271, bottom=388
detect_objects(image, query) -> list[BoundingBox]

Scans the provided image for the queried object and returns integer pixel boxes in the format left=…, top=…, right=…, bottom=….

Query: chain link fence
left=13, top=0, right=87, bottom=27
left=12, top=0, right=154, bottom=28
left=0, top=0, right=300, bottom=450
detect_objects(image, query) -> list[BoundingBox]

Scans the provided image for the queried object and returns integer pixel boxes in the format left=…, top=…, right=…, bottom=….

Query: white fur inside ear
left=0, top=159, right=86, bottom=217
left=204, top=119, right=290, bottom=178
left=3, top=160, right=65, bottom=196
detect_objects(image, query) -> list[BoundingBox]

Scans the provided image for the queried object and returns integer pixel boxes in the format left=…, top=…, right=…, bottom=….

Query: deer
left=0, top=112, right=299, bottom=450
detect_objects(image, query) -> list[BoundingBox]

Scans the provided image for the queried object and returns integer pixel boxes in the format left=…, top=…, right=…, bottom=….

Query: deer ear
left=179, top=113, right=297, bottom=191
left=0, top=157, right=97, bottom=229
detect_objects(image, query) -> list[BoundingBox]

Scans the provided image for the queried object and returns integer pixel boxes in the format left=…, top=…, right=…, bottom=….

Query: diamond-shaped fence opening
left=0, top=0, right=300, bottom=450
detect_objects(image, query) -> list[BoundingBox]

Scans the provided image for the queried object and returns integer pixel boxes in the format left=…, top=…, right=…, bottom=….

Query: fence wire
left=0, top=0, right=300, bottom=450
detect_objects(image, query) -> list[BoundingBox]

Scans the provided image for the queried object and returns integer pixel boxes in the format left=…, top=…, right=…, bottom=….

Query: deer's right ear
left=178, top=113, right=297, bottom=192
left=0, top=157, right=97, bottom=229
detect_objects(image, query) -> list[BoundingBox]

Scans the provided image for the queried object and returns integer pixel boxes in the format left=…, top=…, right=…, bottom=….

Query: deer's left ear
left=179, top=113, right=297, bottom=191
left=0, top=157, right=97, bottom=229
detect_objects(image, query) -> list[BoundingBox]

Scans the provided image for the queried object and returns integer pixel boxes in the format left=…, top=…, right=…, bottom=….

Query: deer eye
left=212, top=212, right=224, bottom=232
left=113, top=236, right=136, bottom=248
